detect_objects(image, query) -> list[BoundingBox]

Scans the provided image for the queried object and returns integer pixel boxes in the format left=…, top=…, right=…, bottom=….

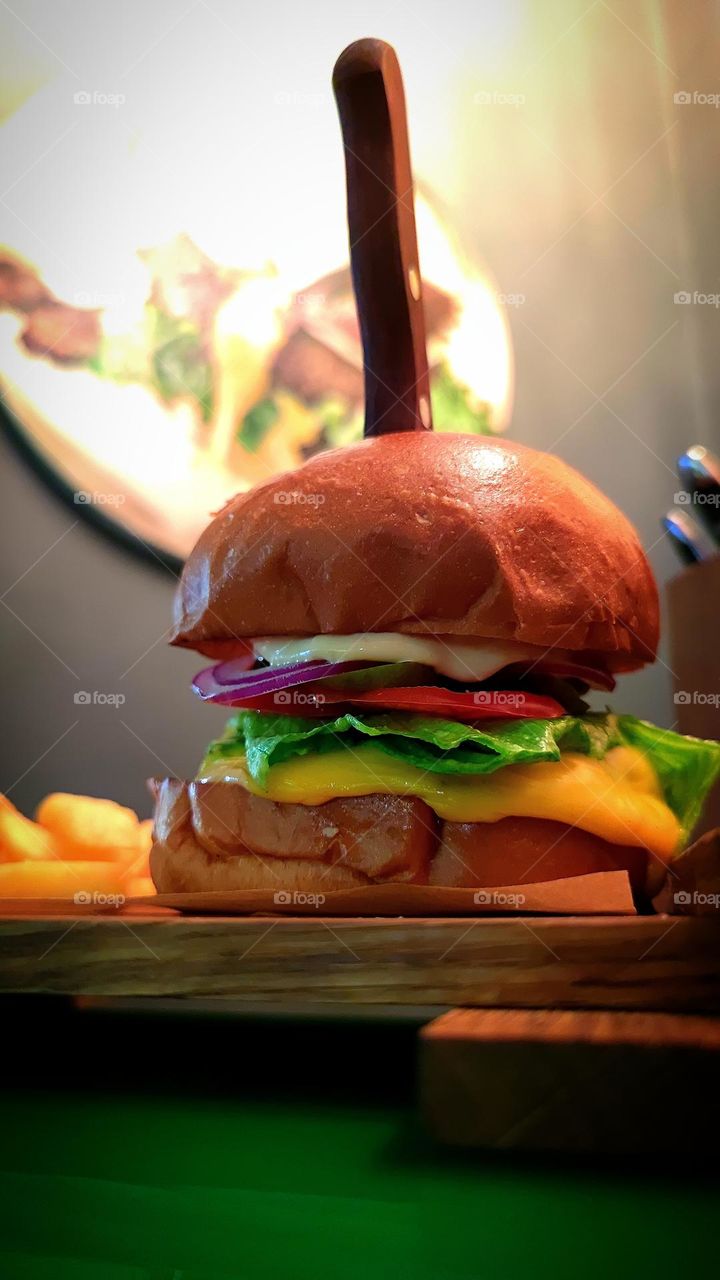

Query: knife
left=662, top=510, right=711, bottom=565
left=676, top=445, right=720, bottom=545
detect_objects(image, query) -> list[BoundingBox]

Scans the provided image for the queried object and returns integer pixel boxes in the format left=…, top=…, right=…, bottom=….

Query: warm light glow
left=0, top=7, right=516, bottom=557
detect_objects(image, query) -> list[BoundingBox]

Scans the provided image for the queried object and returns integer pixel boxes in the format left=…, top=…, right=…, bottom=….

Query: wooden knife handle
left=333, top=38, right=433, bottom=437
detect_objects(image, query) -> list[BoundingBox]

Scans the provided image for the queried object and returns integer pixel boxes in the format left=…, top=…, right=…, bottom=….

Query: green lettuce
left=201, top=709, right=720, bottom=840
left=89, top=304, right=214, bottom=422
left=150, top=309, right=213, bottom=422
left=430, top=363, right=492, bottom=435
left=237, top=397, right=279, bottom=451
left=616, top=716, right=720, bottom=838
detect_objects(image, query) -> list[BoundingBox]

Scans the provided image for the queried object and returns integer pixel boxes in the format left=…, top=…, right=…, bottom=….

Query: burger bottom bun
left=432, top=815, right=666, bottom=897
left=150, top=779, right=667, bottom=898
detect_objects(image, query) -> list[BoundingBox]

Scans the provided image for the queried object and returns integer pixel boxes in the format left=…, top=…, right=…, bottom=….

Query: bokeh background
left=2, top=0, right=719, bottom=816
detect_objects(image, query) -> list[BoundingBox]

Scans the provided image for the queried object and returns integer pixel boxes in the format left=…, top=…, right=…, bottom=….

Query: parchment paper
left=138, top=869, right=636, bottom=916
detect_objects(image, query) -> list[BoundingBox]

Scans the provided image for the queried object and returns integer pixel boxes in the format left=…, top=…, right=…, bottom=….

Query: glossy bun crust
left=150, top=779, right=664, bottom=897
left=171, top=433, right=658, bottom=668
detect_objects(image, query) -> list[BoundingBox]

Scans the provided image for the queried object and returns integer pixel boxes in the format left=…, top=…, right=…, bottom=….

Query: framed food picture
left=0, top=63, right=513, bottom=565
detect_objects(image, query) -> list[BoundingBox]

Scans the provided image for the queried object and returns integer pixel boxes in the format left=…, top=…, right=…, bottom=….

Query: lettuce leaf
left=430, top=363, right=492, bottom=435
left=204, top=709, right=598, bottom=782
left=89, top=304, right=214, bottom=422
left=237, top=397, right=279, bottom=451
left=203, top=708, right=615, bottom=783
left=202, top=708, right=720, bottom=840
left=614, top=716, right=720, bottom=837
left=151, top=310, right=213, bottom=423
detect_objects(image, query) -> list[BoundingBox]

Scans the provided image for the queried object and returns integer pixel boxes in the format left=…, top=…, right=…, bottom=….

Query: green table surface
left=0, top=999, right=716, bottom=1280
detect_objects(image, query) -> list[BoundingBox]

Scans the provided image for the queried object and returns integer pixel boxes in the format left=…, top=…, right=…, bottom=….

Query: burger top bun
left=171, top=432, right=658, bottom=668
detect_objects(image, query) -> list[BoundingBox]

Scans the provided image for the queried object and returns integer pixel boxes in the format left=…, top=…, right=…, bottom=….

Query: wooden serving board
left=419, top=1008, right=720, bottom=1152
left=0, top=910, right=719, bottom=1010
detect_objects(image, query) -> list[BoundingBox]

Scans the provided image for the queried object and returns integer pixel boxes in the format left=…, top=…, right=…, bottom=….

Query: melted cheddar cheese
left=199, top=744, right=681, bottom=859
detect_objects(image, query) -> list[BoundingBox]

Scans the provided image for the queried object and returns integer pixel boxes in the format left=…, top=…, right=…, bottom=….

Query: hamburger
left=150, top=430, right=720, bottom=901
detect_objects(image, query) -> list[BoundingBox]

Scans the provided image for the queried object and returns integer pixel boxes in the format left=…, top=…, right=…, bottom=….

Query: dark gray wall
left=0, top=426, right=229, bottom=816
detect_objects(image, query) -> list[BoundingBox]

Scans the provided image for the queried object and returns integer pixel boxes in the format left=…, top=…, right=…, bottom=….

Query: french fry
left=106, top=820, right=154, bottom=881
left=0, top=792, right=154, bottom=902
left=138, top=818, right=154, bottom=849
left=0, top=795, right=60, bottom=863
left=36, top=793, right=140, bottom=861
left=125, top=875, right=156, bottom=899
left=130, top=819, right=153, bottom=878
left=0, top=859, right=125, bottom=900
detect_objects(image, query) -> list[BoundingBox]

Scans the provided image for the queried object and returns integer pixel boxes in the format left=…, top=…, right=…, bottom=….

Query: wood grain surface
left=0, top=911, right=719, bottom=1009
left=420, top=1007, right=720, bottom=1152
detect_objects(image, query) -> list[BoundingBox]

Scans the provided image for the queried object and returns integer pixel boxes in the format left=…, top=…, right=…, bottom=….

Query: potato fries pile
left=0, top=792, right=155, bottom=901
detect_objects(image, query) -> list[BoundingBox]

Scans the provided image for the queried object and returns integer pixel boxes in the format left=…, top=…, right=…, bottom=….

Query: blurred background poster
left=1, top=0, right=719, bottom=813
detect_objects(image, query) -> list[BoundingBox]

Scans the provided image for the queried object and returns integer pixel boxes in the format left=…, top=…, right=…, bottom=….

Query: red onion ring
left=192, top=658, right=375, bottom=703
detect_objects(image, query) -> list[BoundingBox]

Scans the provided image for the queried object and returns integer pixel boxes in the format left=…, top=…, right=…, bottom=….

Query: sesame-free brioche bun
left=171, top=433, right=658, bottom=669
left=150, top=778, right=664, bottom=897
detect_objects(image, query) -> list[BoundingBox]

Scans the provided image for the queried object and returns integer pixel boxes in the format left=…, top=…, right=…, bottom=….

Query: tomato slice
left=317, top=686, right=565, bottom=719
left=228, top=686, right=565, bottom=720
